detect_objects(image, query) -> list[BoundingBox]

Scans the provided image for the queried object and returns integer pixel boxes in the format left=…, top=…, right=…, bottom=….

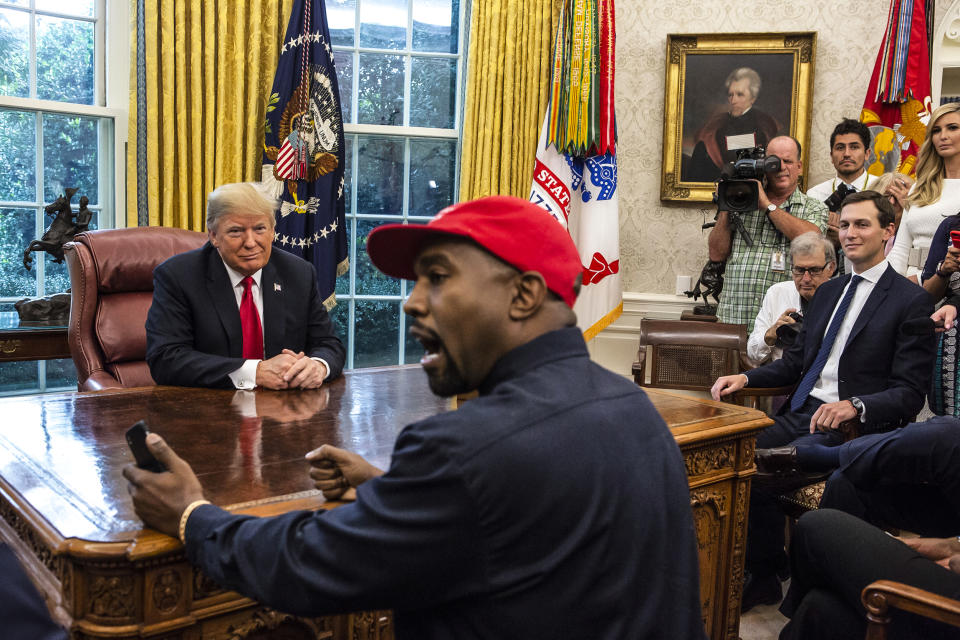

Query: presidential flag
left=860, top=0, right=933, bottom=177
left=530, top=0, right=621, bottom=340
left=261, top=0, right=347, bottom=308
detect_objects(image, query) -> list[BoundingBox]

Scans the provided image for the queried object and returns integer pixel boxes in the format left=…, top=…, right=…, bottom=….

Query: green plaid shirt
left=715, top=189, right=828, bottom=332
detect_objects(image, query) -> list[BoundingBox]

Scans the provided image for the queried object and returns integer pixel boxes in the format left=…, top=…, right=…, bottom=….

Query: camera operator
left=747, top=232, right=836, bottom=364
left=708, top=135, right=830, bottom=331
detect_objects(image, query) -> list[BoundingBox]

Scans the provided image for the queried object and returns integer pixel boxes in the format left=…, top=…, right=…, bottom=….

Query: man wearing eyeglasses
left=711, top=190, right=936, bottom=612
left=747, top=232, right=837, bottom=364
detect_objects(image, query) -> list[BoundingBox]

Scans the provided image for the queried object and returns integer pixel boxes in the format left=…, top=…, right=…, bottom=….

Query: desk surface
left=0, top=367, right=768, bottom=556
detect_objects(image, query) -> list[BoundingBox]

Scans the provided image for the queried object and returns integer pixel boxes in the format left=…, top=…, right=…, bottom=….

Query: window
left=0, top=0, right=127, bottom=394
left=328, top=0, right=465, bottom=369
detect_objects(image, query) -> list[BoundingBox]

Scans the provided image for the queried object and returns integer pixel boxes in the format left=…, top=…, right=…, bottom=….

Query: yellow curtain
left=459, top=0, right=560, bottom=201
left=127, top=0, right=295, bottom=229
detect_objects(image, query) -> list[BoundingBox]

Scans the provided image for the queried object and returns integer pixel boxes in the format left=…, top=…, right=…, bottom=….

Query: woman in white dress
left=888, top=102, right=960, bottom=282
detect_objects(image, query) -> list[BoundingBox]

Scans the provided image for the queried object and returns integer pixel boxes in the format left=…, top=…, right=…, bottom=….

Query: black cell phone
left=125, top=420, right=167, bottom=473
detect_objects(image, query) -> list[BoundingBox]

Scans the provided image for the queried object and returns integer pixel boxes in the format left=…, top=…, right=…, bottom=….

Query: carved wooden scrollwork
left=226, top=610, right=296, bottom=639
left=152, top=569, right=183, bottom=613
left=194, top=566, right=224, bottom=599
left=726, top=480, right=751, bottom=638
left=669, top=36, right=697, bottom=63
left=685, top=442, right=735, bottom=477
left=739, top=437, right=755, bottom=471
left=89, top=574, right=135, bottom=618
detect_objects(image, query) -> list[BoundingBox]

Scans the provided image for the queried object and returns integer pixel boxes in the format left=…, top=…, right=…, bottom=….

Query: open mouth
left=410, top=323, right=444, bottom=367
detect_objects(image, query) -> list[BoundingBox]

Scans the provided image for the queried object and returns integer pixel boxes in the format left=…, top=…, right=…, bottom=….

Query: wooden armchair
left=631, top=318, right=790, bottom=406
left=862, top=580, right=960, bottom=639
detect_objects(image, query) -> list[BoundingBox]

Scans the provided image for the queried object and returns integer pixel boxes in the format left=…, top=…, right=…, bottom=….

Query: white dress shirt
left=747, top=280, right=802, bottom=364
left=220, top=259, right=329, bottom=390
left=808, top=258, right=889, bottom=406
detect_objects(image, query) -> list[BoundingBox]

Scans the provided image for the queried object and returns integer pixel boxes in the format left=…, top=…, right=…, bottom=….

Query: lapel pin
left=274, top=283, right=282, bottom=292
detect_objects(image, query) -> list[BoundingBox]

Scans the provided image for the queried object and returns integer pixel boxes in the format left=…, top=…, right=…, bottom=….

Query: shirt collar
left=851, top=258, right=888, bottom=283
left=220, top=257, right=262, bottom=290
left=478, top=327, right=589, bottom=396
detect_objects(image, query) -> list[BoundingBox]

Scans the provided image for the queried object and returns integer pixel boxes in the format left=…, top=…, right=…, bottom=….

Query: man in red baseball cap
left=125, top=195, right=706, bottom=640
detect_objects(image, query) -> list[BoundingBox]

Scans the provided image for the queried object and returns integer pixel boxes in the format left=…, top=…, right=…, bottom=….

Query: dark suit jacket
left=746, top=264, right=935, bottom=430
left=146, top=243, right=345, bottom=388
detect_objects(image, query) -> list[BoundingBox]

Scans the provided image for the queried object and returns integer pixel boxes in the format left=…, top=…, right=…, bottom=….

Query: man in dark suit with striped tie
left=711, top=190, right=936, bottom=611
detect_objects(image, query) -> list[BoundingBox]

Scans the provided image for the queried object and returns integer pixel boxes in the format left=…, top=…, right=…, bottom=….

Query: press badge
left=771, top=251, right=786, bottom=272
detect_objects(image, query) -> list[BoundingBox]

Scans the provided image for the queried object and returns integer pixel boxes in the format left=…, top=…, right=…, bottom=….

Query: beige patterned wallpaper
left=616, top=0, right=891, bottom=294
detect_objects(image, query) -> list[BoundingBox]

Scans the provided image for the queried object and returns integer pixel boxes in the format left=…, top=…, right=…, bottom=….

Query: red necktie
left=240, top=276, right=264, bottom=359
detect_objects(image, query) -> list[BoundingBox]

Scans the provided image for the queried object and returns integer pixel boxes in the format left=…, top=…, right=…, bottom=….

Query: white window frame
left=334, top=0, right=466, bottom=370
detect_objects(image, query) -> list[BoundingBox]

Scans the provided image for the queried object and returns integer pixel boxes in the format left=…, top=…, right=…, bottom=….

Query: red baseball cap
left=366, top=195, right=583, bottom=307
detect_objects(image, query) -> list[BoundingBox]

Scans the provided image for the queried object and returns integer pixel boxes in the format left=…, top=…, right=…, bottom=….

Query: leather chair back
left=65, top=227, right=207, bottom=391
left=632, top=318, right=750, bottom=392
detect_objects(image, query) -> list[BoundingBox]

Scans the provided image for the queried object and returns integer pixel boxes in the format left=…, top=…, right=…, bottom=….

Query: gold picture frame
left=660, top=32, right=816, bottom=203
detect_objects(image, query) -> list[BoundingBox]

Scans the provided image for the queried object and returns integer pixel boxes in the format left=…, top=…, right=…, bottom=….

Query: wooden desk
left=0, top=311, right=70, bottom=362
left=0, top=367, right=768, bottom=640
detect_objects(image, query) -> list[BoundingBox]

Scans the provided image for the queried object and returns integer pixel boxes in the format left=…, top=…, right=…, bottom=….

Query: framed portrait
left=660, top=32, right=816, bottom=203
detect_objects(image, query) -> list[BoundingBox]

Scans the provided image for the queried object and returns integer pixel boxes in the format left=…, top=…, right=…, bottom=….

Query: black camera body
left=823, top=183, right=853, bottom=213
left=715, top=147, right=782, bottom=213
left=775, top=311, right=804, bottom=348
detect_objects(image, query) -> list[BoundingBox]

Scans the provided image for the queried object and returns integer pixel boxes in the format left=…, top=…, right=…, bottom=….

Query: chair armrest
left=79, top=370, right=124, bottom=392
left=862, top=580, right=960, bottom=640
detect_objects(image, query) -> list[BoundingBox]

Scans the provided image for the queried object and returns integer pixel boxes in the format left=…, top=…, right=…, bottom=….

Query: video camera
left=714, top=147, right=782, bottom=213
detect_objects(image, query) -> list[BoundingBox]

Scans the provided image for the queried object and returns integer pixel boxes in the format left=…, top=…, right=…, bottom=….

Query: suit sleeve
left=921, top=217, right=952, bottom=284
left=184, top=427, right=485, bottom=616
left=857, top=287, right=935, bottom=426
left=303, top=266, right=346, bottom=379
left=145, top=264, right=244, bottom=388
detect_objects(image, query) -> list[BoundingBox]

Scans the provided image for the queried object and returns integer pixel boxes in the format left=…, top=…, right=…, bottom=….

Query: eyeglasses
left=791, top=263, right=830, bottom=276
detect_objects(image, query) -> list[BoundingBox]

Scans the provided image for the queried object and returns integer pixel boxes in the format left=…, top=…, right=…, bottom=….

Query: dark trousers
left=747, top=398, right=846, bottom=577
left=779, top=509, right=960, bottom=640
left=820, top=416, right=960, bottom=536
left=0, top=544, right=68, bottom=640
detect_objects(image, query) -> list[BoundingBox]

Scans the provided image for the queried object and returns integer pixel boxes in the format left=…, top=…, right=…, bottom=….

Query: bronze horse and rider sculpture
left=22, top=188, right=92, bottom=271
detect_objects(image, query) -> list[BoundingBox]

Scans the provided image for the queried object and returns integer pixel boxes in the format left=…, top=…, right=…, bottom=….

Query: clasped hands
left=900, top=537, right=960, bottom=575
left=125, top=434, right=383, bottom=539
left=256, top=348, right=327, bottom=390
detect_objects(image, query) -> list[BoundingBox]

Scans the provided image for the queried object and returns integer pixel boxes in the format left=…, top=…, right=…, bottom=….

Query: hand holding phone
left=951, top=230, right=960, bottom=249
left=125, top=421, right=168, bottom=473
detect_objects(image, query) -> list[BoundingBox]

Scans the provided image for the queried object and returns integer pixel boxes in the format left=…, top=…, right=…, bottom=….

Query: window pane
left=36, top=16, right=94, bottom=104
left=42, top=113, right=99, bottom=205
left=0, top=109, right=36, bottom=201
left=357, top=135, right=403, bottom=215
left=36, top=0, right=94, bottom=18
left=353, top=299, right=399, bottom=368
left=358, top=53, right=404, bottom=125
left=334, top=50, right=353, bottom=123
left=327, top=298, right=351, bottom=356
left=44, top=357, right=76, bottom=389
left=355, top=218, right=400, bottom=295
left=410, top=57, right=456, bottom=128
left=409, top=138, right=455, bottom=216
left=359, top=0, right=406, bottom=50
left=0, top=8, right=29, bottom=98
left=327, top=0, right=355, bottom=46
left=43, top=250, right=70, bottom=294
left=0, top=207, right=38, bottom=298
left=403, top=315, right=424, bottom=364
left=0, top=360, right=38, bottom=393
left=413, top=0, right=458, bottom=53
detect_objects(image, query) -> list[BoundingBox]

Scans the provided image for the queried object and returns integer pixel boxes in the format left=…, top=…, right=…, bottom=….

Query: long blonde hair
left=909, top=102, right=960, bottom=207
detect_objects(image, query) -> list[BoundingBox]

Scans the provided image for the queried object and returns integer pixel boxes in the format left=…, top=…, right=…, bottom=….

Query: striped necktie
left=789, top=275, right=863, bottom=412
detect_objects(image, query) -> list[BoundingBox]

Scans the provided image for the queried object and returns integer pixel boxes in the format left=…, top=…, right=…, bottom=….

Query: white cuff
left=311, top=357, right=330, bottom=380
left=228, top=360, right=261, bottom=389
